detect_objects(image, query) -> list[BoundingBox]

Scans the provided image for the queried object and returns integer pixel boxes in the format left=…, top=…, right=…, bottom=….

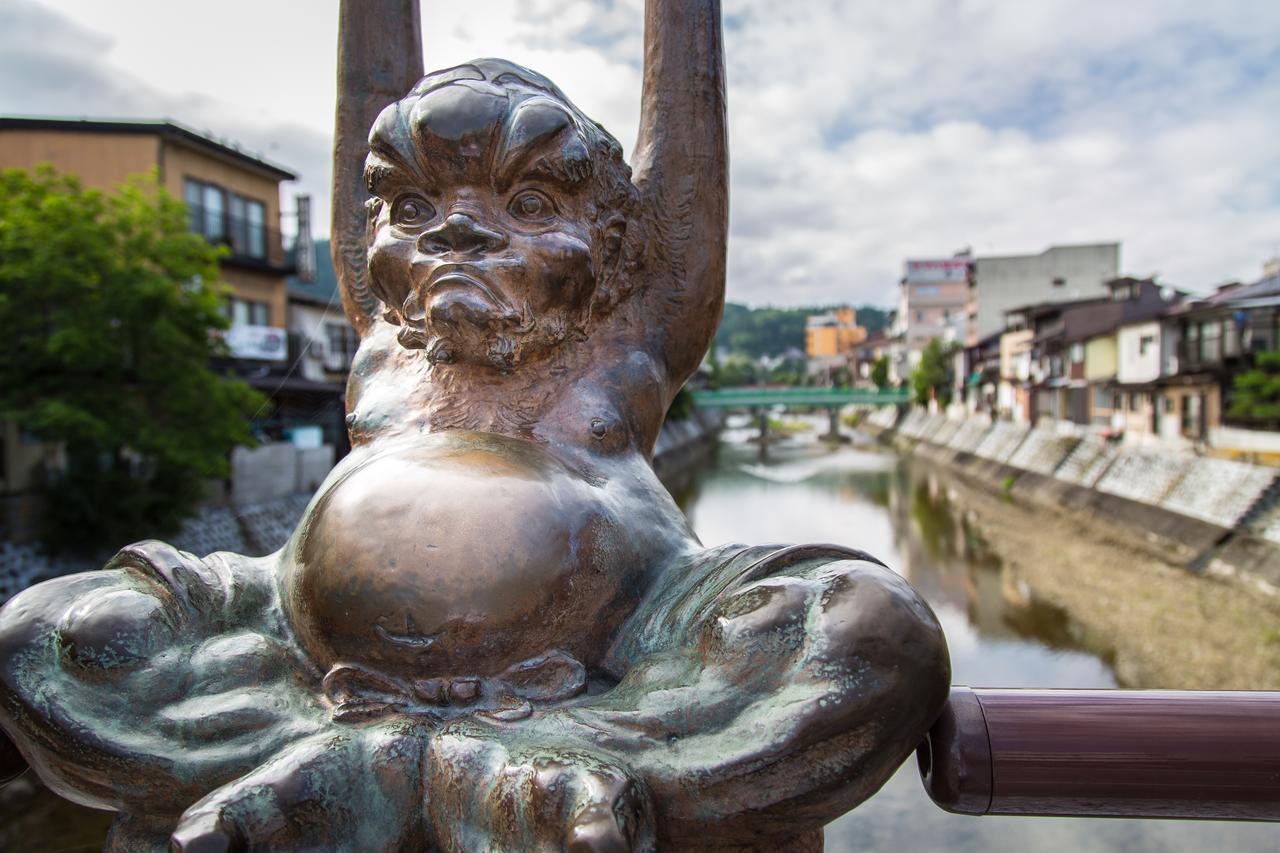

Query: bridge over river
left=691, top=386, right=910, bottom=408
left=691, top=386, right=910, bottom=445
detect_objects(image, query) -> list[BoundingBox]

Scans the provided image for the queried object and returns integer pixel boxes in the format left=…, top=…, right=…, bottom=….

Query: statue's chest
left=281, top=433, right=654, bottom=682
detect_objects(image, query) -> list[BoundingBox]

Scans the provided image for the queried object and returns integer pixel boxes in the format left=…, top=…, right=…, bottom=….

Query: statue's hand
left=423, top=717, right=654, bottom=852
left=170, top=721, right=427, bottom=852
left=0, top=541, right=324, bottom=814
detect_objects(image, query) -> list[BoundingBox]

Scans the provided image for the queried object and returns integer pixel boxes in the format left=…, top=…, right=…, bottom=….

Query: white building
left=968, top=243, right=1120, bottom=345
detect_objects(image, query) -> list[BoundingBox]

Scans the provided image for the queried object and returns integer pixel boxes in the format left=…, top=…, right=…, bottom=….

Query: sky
left=2, top=0, right=1279, bottom=308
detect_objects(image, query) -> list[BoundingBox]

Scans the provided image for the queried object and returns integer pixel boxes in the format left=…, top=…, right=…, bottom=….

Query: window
left=245, top=200, right=265, bottom=258
left=1139, top=334, right=1155, bottom=356
left=1092, top=386, right=1113, bottom=409
left=325, top=322, right=359, bottom=367
left=1199, top=320, right=1221, bottom=363
left=1070, top=343, right=1084, bottom=363
left=229, top=297, right=270, bottom=327
left=1052, top=276, right=1066, bottom=288
left=185, top=178, right=267, bottom=260
left=1223, top=320, right=1240, bottom=357
left=185, top=178, right=226, bottom=242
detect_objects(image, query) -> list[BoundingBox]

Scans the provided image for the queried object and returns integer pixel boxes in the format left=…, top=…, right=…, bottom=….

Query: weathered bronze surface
left=0, top=1, right=949, bottom=849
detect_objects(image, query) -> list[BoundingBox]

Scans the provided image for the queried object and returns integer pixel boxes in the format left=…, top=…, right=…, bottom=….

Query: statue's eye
left=391, top=195, right=435, bottom=227
left=508, top=190, right=554, bottom=222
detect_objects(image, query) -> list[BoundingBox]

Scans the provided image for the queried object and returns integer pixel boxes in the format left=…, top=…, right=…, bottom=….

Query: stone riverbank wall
left=862, top=406, right=1280, bottom=595
left=0, top=410, right=725, bottom=602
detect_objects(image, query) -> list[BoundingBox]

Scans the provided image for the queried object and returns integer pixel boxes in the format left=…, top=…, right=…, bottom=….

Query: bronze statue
left=0, top=1, right=948, bottom=849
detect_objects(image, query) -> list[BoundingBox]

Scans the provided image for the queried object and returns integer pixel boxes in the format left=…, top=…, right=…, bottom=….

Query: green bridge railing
left=690, top=387, right=911, bottom=408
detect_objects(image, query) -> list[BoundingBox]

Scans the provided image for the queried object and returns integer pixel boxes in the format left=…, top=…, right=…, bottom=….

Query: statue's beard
left=395, top=300, right=588, bottom=372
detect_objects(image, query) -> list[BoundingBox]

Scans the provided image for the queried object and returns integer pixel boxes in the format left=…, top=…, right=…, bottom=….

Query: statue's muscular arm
left=630, top=0, right=729, bottom=395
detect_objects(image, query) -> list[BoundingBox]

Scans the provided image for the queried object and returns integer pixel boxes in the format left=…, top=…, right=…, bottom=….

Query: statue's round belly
left=283, top=433, right=637, bottom=678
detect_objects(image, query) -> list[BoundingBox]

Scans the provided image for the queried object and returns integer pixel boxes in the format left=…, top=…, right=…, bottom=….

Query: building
left=898, top=257, right=971, bottom=351
left=852, top=329, right=891, bottom=385
left=968, top=243, right=1120, bottom=345
left=805, top=307, right=867, bottom=384
left=285, top=239, right=358, bottom=458
left=890, top=256, right=971, bottom=382
left=1005, top=278, right=1182, bottom=425
left=805, top=306, right=867, bottom=358
left=0, top=117, right=306, bottom=534
left=961, top=331, right=1002, bottom=415
left=1157, top=265, right=1280, bottom=440
left=0, top=118, right=298, bottom=341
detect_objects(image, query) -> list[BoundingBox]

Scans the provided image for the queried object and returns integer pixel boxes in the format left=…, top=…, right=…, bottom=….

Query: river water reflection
left=676, top=430, right=1278, bottom=852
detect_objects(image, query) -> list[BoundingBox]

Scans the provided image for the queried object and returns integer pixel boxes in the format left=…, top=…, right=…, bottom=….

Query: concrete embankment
left=862, top=406, right=1280, bottom=596
left=0, top=412, right=724, bottom=601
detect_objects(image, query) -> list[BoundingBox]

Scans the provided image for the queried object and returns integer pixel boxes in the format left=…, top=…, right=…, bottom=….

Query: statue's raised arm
left=332, top=0, right=424, bottom=336
left=630, top=0, right=729, bottom=391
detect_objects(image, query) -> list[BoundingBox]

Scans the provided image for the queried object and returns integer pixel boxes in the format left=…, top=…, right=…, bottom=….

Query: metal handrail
left=919, top=686, right=1280, bottom=821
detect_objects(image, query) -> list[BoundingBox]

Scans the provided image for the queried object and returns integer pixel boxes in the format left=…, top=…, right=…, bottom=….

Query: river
left=675, top=421, right=1278, bottom=851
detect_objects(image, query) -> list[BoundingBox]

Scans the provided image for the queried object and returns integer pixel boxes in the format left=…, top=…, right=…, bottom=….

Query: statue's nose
left=419, top=212, right=506, bottom=255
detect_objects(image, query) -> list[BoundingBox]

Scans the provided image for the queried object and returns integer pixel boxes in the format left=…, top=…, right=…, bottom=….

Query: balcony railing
left=187, top=204, right=295, bottom=273
left=1178, top=338, right=1223, bottom=369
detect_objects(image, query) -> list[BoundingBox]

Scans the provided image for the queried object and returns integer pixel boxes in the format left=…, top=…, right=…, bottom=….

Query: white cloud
left=2, top=0, right=1278, bottom=306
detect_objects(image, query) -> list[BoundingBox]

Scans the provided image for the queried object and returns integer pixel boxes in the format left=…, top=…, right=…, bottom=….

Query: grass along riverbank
left=918, top=462, right=1280, bottom=690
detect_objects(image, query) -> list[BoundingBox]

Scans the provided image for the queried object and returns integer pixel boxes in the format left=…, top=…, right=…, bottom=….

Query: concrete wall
left=972, top=243, right=1120, bottom=342
left=899, top=412, right=1273, bottom=527
left=231, top=442, right=335, bottom=505
left=878, top=411, right=1280, bottom=581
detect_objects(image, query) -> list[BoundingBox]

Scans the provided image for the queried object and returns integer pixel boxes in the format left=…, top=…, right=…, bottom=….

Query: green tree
left=909, top=338, right=953, bottom=407
left=766, top=356, right=809, bottom=386
left=870, top=355, right=890, bottom=389
left=1228, top=351, right=1280, bottom=425
left=717, top=352, right=757, bottom=387
left=0, top=167, right=266, bottom=552
left=706, top=340, right=722, bottom=390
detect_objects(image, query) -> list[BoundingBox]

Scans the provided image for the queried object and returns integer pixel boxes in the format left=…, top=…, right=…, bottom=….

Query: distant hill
left=713, top=303, right=890, bottom=360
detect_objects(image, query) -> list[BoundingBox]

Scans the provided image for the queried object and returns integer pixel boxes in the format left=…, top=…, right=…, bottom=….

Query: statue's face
left=366, top=75, right=618, bottom=370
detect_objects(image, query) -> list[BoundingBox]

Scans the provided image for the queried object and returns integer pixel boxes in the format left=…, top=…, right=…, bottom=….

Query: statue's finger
left=567, top=799, right=631, bottom=853
left=168, top=738, right=344, bottom=852
left=169, top=808, right=240, bottom=853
